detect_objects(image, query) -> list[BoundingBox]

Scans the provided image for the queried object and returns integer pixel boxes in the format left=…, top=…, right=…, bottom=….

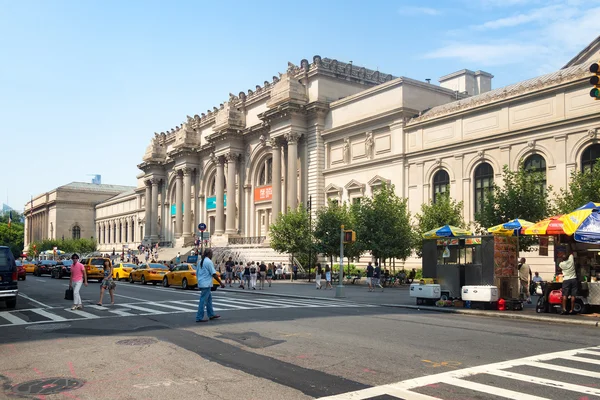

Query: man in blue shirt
left=196, top=249, right=224, bottom=322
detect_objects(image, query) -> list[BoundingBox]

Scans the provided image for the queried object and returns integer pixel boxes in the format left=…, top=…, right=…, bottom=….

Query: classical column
left=182, top=168, right=193, bottom=239
left=286, top=132, right=299, bottom=211
left=271, top=138, right=282, bottom=218
left=120, top=219, right=125, bottom=244
left=150, top=178, right=160, bottom=241
left=215, top=156, right=225, bottom=235
left=144, top=180, right=152, bottom=241
left=226, top=153, right=238, bottom=235
left=175, top=170, right=183, bottom=238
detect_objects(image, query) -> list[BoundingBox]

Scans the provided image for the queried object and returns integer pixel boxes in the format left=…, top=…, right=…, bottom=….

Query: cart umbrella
left=560, top=202, right=600, bottom=236
left=522, top=215, right=566, bottom=236
left=422, top=225, right=472, bottom=239
left=487, top=219, right=534, bottom=236
left=561, top=205, right=600, bottom=243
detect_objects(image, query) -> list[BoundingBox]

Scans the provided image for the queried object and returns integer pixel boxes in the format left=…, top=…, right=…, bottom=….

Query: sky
left=1, top=0, right=599, bottom=211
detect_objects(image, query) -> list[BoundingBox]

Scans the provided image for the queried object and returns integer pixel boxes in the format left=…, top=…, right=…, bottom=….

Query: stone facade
left=94, top=189, right=145, bottom=253
left=23, top=182, right=134, bottom=251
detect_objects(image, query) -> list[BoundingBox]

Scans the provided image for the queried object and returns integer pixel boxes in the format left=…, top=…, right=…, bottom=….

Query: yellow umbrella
left=487, top=219, right=534, bottom=236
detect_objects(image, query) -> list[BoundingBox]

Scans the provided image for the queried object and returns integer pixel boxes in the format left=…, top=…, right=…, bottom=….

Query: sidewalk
left=220, top=279, right=600, bottom=327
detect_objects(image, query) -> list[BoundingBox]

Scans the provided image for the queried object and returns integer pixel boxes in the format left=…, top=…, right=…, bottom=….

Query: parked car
left=163, top=263, right=198, bottom=290
left=50, top=260, right=73, bottom=279
left=33, top=260, right=56, bottom=276
left=80, top=257, right=111, bottom=281
left=0, top=246, right=18, bottom=308
left=112, top=263, right=136, bottom=281
left=15, top=261, right=26, bottom=281
left=129, top=263, right=169, bottom=285
left=23, top=261, right=36, bottom=274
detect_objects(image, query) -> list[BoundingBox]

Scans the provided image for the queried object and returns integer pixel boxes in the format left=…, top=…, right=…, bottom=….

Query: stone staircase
left=157, top=246, right=195, bottom=263
left=211, top=245, right=303, bottom=271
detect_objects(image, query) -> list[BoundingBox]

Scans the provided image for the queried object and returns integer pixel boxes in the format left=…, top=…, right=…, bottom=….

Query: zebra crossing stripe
left=438, top=377, right=550, bottom=400
left=526, top=361, right=600, bottom=379
left=28, top=308, right=67, bottom=322
left=109, top=309, right=136, bottom=317
left=148, top=302, right=196, bottom=312
left=0, top=311, right=27, bottom=325
left=118, top=304, right=167, bottom=315
left=485, top=369, right=600, bottom=397
left=214, top=297, right=274, bottom=308
left=64, top=308, right=100, bottom=319
left=168, top=300, right=226, bottom=312
left=559, top=354, right=600, bottom=366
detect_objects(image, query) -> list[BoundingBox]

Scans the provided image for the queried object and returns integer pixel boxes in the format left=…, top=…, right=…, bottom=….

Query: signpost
left=336, top=225, right=345, bottom=298
left=198, top=223, right=207, bottom=255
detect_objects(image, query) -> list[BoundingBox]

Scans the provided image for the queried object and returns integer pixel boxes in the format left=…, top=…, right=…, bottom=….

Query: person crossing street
left=195, top=249, right=224, bottom=323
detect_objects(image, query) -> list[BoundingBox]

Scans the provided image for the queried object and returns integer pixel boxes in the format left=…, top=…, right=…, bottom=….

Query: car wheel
left=141, top=275, right=147, bottom=285
left=6, top=297, right=16, bottom=309
left=22, top=275, right=26, bottom=281
left=163, top=277, right=169, bottom=288
left=129, top=275, right=134, bottom=284
left=182, top=278, right=188, bottom=290
left=50, top=271, right=55, bottom=279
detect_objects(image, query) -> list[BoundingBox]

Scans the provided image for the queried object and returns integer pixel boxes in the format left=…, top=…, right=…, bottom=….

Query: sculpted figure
left=343, top=138, right=350, bottom=163
left=365, top=132, right=374, bottom=159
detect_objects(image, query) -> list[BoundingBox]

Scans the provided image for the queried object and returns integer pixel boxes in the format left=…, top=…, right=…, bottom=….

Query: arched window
left=131, top=219, right=135, bottom=242
left=97, top=226, right=101, bottom=242
left=258, top=158, right=273, bottom=186
left=433, top=170, right=450, bottom=203
left=209, top=176, right=227, bottom=196
left=72, top=225, right=81, bottom=240
left=581, top=144, right=600, bottom=172
left=474, top=163, right=494, bottom=214
left=524, top=154, right=547, bottom=191
left=125, top=222, right=128, bottom=243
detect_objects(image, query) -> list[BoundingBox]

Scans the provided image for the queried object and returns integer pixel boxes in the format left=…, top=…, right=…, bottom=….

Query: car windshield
left=15, top=261, right=22, bottom=266
left=123, top=264, right=136, bottom=268
left=62, top=260, right=73, bottom=266
left=90, top=259, right=108, bottom=266
left=149, top=264, right=168, bottom=270
left=0, top=248, right=14, bottom=271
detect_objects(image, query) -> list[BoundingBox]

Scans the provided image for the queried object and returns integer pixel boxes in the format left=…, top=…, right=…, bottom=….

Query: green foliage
left=413, top=192, right=465, bottom=258
left=314, top=200, right=349, bottom=259
left=29, top=238, right=97, bottom=256
left=554, top=160, right=600, bottom=214
left=353, top=183, right=413, bottom=261
left=269, top=204, right=314, bottom=263
left=475, top=164, right=552, bottom=252
left=332, top=263, right=359, bottom=275
left=0, top=222, right=24, bottom=258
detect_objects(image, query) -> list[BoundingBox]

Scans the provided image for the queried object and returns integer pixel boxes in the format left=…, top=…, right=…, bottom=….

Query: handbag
left=65, top=287, right=74, bottom=301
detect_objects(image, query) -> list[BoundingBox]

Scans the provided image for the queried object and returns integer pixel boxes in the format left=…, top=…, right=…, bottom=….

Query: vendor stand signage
left=437, top=238, right=481, bottom=246
left=494, top=236, right=518, bottom=277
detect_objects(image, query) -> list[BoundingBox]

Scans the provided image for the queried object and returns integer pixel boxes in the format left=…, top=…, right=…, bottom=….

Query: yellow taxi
left=23, top=261, right=37, bottom=274
left=163, top=263, right=197, bottom=290
left=129, top=263, right=169, bottom=285
left=81, top=257, right=111, bottom=281
left=112, top=263, right=137, bottom=281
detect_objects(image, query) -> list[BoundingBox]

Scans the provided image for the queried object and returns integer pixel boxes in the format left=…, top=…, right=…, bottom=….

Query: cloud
left=423, top=43, right=547, bottom=66
left=473, top=5, right=565, bottom=30
left=398, top=6, right=441, bottom=16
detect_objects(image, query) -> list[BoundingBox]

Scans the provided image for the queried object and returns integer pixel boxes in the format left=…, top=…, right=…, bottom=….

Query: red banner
left=254, top=186, right=272, bottom=202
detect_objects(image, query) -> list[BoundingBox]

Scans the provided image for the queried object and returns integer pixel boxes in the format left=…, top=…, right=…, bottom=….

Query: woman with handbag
left=69, top=254, right=88, bottom=310
left=97, top=259, right=115, bottom=306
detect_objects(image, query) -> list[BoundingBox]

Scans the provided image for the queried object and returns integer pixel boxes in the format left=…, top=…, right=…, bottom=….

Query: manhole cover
left=116, top=338, right=157, bottom=346
left=26, top=323, right=71, bottom=331
left=217, top=331, right=284, bottom=349
left=11, top=378, right=84, bottom=395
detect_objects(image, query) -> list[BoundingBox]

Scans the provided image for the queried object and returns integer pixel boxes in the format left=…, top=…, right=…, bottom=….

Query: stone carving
left=173, top=119, right=200, bottom=149
left=259, top=134, right=266, bottom=147
left=181, top=167, right=193, bottom=176
left=239, top=91, right=246, bottom=101
left=142, top=133, right=166, bottom=163
left=214, top=101, right=245, bottom=131
left=588, top=128, right=597, bottom=139
left=300, top=59, right=309, bottom=70
left=477, top=150, right=484, bottom=159
left=365, top=132, right=374, bottom=159
left=527, top=140, right=536, bottom=149
left=285, top=132, right=300, bottom=144
left=210, top=152, right=217, bottom=165
left=225, top=152, right=239, bottom=163
left=266, top=72, right=308, bottom=109
left=343, top=138, right=350, bottom=164
left=434, top=158, right=442, bottom=166
left=244, top=144, right=252, bottom=169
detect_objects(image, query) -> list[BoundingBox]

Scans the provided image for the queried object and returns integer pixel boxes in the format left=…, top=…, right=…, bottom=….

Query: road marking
left=18, top=293, right=50, bottom=308
left=119, top=304, right=167, bottom=315
left=485, top=369, right=600, bottom=396
left=560, top=354, right=600, bottom=365
left=109, top=309, right=136, bottom=317
left=0, top=312, right=28, bottom=325
left=526, top=361, right=600, bottom=378
left=148, top=302, right=196, bottom=312
left=64, top=308, right=100, bottom=319
left=28, top=309, right=67, bottom=322
left=213, top=297, right=272, bottom=308
left=88, top=305, right=109, bottom=311
left=113, top=293, right=155, bottom=302
left=35, top=279, right=45, bottom=282
left=439, top=377, right=550, bottom=400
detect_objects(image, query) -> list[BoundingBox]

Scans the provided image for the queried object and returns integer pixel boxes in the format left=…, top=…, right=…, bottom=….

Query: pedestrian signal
left=590, top=62, right=600, bottom=100
left=343, top=230, right=356, bottom=243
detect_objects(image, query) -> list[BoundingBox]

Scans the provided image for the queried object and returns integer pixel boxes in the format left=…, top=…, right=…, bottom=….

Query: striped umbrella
left=560, top=202, right=600, bottom=243
left=422, top=225, right=473, bottom=239
left=522, top=215, right=566, bottom=236
left=487, top=219, right=534, bottom=236
left=561, top=202, right=600, bottom=235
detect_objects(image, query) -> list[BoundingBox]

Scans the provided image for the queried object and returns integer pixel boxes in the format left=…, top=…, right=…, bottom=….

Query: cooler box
left=462, top=285, right=499, bottom=302
left=410, top=283, right=441, bottom=299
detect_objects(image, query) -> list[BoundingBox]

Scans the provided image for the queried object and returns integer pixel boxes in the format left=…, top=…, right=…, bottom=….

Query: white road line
left=109, top=309, right=136, bottom=317
left=439, top=377, right=550, bottom=400
left=64, top=308, right=100, bottom=319
left=525, top=361, right=600, bottom=378
left=18, top=293, right=50, bottom=308
left=209, top=301, right=252, bottom=310
left=88, top=305, right=110, bottom=311
left=560, top=354, right=600, bottom=365
left=113, top=293, right=155, bottom=302
left=118, top=304, right=166, bottom=314
left=214, top=297, right=273, bottom=308
left=28, top=309, right=67, bottom=322
left=148, top=302, right=196, bottom=312
left=0, top=312, right=28, bottom=325
left=35, top=279, right=45, bottom=282
left=485, top=369, right=600, bottom=396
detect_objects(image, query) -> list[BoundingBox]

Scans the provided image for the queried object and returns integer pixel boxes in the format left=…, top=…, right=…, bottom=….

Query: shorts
left=372, top=278, right=380, bottom=286
left=101, top=279, right=116, bottom=290
left=562, top=278, right=578, bottom=297
left=226, top=271, right=233, bottom=280
left=366, top=277, right=372, bottom=285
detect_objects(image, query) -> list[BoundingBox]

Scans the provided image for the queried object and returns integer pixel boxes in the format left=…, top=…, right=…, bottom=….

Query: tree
left=413, top=192, right=466, bottom=257
left=353, top=183, right=413, bottom=263
left=475, top=164, right=552, bottom=252
left=554, top=160, right=600, bottom=214
left=28, top=238, right=97, bottom=256
left=314, top=200, right=349, bottom=265
left=269, top=205, right=314, bottom=269
left=0, top=222, right=24, bottom=259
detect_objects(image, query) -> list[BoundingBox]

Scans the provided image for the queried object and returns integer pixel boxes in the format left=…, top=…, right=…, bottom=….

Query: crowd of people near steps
left=214, top=257, right=301, bottom=290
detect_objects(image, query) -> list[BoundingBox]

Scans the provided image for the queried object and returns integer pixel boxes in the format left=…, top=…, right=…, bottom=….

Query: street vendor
left=558, top=252, right=577, bottom=315
left=518, top=257, right=532, bottom=304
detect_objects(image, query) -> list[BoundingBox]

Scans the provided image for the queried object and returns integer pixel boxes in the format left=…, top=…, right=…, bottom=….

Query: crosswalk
left=0, top=296, right=375, bottom=327
left=319, top=345, right=600, bottom=400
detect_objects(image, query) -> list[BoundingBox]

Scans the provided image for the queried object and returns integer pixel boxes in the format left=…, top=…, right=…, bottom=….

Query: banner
left=206, top=195, right=226, bottom=210
left=171, top=204, right=184, bottom=216
left=254, top=186, right=273, bottom=202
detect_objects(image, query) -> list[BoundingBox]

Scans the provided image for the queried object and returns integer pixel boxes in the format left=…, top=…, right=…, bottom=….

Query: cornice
left=322, top=106, right=412, bottom=137
left=324, top=154, right=406, bottom=175
left=258, top=102, right=307, bottom=123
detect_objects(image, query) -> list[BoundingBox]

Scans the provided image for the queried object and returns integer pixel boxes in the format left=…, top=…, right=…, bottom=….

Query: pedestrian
left=325, top=264, right=333, bottom=289
left=244, top=262, right=251, bottom=289
left=373, top=262, right=383, bottom=291
left=259, top=261, right=267, bottom=289
left=292, top=264, right=298, bottom=281
left=225, top=257, right=234, bottom=287
left=97, top=259, right=115, bottom=306
left=315, top=263, right=322, bottom=289
left=69, top=253, right=88, bottom=310
left=366, top=262, right=374, bottom=292
left=266, top=263, right=273, bottom=287
left=276, top=264, right=283, bottom=280
left=559, top=253, right=578, bottom=315
left=518, top=257, right=532, bottom=304
left=195, top=249, right=225, bottom=322
left=176, top=252, right=181, bottom=264
left=250, top=262, right=258, bottom=290
left=237, top=263, right=245, bottom=288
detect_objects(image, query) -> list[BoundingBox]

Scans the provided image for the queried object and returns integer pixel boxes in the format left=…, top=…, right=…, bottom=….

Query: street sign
left=198, top=223, right=207, bottom=232
left=197, top=232, right=210, bottom=240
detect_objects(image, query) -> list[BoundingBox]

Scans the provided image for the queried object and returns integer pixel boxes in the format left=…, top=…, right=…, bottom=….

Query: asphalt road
left=1, top=274, right=599, bottom=400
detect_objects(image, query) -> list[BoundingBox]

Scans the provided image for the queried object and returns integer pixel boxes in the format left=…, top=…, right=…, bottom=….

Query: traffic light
left=343, top=230, right=356, bottom=243
left=590, top=62, right=600, bottom=100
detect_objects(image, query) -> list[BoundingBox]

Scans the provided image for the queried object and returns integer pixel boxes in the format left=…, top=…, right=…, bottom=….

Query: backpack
left=250, top=267, right=257, bottom=274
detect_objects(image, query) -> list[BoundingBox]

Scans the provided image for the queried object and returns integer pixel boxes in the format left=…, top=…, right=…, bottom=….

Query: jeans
left=259, top=272, right=265, bottom=288
left=73, top=281, right=83, bottom=305
left=196, top=287, right=215, bottom=321
left=250, top=273, right=257, bottom=288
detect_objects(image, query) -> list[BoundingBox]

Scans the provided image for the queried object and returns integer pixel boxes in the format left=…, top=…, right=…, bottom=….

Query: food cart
left=421, top=235, right=519, bottom=301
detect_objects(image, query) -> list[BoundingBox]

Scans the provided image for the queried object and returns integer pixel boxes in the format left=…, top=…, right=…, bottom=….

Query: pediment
left=563, top=35, right=600, bottom=68
left=345, top=179, right=365, bottom=192
left=325, top=183, right=342, bottom=194
left=368, top=175, right=391, bottom=187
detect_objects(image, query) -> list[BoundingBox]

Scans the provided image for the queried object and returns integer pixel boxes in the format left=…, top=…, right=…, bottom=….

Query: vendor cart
left=422, top=235, right=519, bottom=300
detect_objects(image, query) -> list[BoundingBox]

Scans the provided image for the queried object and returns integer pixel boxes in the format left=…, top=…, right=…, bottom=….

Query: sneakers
left=209, top=315, right=221, bottom=320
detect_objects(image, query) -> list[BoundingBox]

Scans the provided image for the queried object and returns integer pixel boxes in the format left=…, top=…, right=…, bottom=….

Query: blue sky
left=2, top=0, right=599, bottom=211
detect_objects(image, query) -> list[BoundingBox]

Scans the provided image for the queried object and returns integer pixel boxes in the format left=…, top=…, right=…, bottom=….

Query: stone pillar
left=215, top=156, right=225, bottom=235
left=144, top=180, right=151, bottom=241
left=226, top=153, right=238, bottom=235
left=175, top=170, right=183, bottom=238
left=120, top=219, right=125, bottom=244
left=271, top=138, right=282, bottom=218
left=182, top=168, right=193, bottom=240
left=151, top=179, right=160, bottom=242
left=286, top=132, right=299, bottom=211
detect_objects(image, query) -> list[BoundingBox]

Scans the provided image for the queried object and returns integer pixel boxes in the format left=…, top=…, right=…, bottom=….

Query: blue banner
left=206, top=195, right=226, bottom=210
left=170, top=204, right=184, bottom=216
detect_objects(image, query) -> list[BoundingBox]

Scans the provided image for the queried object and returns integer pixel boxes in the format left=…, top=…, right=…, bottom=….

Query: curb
left=219, top=288, right=355, bottom=303
left=381, top=304, right=600, bottom=327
